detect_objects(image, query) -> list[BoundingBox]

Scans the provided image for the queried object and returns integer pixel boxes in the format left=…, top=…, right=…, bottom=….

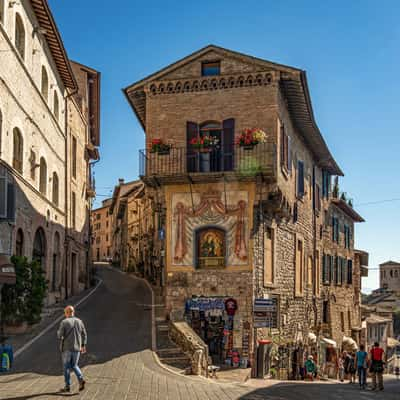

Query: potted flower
left=150, top=138, right=171, bottom=155
left=190, top=135, right=219, bottom=152
left=236, top=128, right=267, bottom=150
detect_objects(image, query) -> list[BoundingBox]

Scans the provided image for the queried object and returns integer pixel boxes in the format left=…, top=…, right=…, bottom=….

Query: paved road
left=0, top=266, right=399, bottom=400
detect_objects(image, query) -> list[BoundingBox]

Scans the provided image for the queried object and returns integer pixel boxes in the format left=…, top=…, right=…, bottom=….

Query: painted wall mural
left=171, top=189, right=249, bottom=267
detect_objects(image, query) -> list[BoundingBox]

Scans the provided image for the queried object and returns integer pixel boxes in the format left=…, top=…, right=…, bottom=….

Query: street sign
left=253, top=297, right=278, bottom=328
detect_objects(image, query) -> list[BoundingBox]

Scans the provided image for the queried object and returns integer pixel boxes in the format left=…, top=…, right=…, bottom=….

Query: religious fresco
left=171, top=189, right=249, bottom=267
left=197, top=228, right=225, bottom=268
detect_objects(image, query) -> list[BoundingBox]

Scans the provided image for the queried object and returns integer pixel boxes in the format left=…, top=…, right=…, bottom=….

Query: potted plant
left=150, top=138, right=171, bottom=155
left=190, top=135, right=219, bottom=152
left=236, top=128, right=267, bottom=150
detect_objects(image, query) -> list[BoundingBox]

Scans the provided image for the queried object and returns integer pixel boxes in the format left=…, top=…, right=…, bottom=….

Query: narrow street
left=0, top=267, right=398, bottom=400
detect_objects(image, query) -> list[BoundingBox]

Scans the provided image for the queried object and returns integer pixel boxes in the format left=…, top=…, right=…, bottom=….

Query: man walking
left=57, top=306, right=87, bottom=392
left=370, top=342, right=385, bottom=391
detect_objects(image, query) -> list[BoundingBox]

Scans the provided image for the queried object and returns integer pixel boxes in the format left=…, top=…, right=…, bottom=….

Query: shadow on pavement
left=238, top=379, right=400, bottom=400
left=1, top=393, right=79, bottom=400
left=8, top=268, right=153, bottom=377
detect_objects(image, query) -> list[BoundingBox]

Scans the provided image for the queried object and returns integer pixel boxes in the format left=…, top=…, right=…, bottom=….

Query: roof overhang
left=30, top=0, right=77, bottom=91
left=280, top=72, right=343, bottom=176
left=331, top=199, right=365, bottom=222
left=0, top=255, right=16, bottom=285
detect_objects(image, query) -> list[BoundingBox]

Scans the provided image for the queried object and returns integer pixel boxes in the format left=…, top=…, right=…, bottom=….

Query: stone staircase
left=153, top=290, right=191, bottom=373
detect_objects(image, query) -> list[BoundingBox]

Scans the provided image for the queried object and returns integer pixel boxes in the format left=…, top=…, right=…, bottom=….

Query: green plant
left=1, top=256, right=47, bottom=325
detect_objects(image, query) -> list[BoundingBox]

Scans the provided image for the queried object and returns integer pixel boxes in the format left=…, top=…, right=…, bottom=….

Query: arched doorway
left=15, top=228, right=24, bottom=257
left=52, top=232, right=60, bottom=292
left=33, top=227, right=46, bottom=269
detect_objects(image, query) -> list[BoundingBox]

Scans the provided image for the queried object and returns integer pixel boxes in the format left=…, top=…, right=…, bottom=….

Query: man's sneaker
left=79, top=378, right=86, bottom=391
left=60, top=386, right=70, bottom=393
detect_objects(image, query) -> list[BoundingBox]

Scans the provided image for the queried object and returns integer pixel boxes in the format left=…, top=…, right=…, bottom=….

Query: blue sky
left=49, top=0, right=400, bottom=291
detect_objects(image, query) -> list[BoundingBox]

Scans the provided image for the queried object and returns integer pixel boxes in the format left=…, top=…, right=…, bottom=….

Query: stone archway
left=33, top=227, right=46, bottom=269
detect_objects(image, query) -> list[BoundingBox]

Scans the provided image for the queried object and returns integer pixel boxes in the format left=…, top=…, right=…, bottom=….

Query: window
left=263, top=227, right=274, bottom=286
left=332, top=216, right=339, bottom=243
left=96, top=213, right=101, bottom=220
left=322, top=254, right=330, bottom=285
left=347, top=260, right=353, bottom=284
left=41, top=67, right=49, bottom=102
left=32, top=227, right=46, bottom=269
left=340, top=257, right=346, bottom=285
left=15, top=228, right=24, bottom=257
left=72, top=136, right=77, bottom=178
left=53, top=91, right=59, bottom=120
left=52, top=172, right=59, bottom=206
left=72, top=192, right=76, bottom=229
left=0, top=169, right=15, bottom=220
left=322, top=170, right=331, bottom=198
left=295, top=238, right=304, bottom=296
left=201, top=61, right=220, bottom=76
left=39, top=157, right=47, bottom=195
left=15, top=13, right=25, bottom=60
left=280, top=123, right=291, bottom=172
left=323, top=300, right=329, bottom=323
left=307, top=256, right=313, bottom=288
left=297, top=161, right=305, bottom=198
left=13, top=128, right=23, bottom=173
left=315, top=250, right=320, bottom=296
left=315, top=184, right=321, bottom=211
left=96, top=237, right=100, bottom=244
left=344, top=225, right=351, bottom=248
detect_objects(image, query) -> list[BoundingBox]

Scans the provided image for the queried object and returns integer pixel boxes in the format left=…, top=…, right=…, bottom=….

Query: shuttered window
left=332, top=216, right=339, bottom=243
left=322, top=254, right=329, bottom=285
left=329, top=255, right=334, bottom=284
left=347, top=260, right=353, bottom=284
left=0, top=172, right=6, bottom=218
left=297, top=161, right=305, bottom=198
left=280, top=123, right=291, bottom=173
left=322, top=170, right=331, bottom=198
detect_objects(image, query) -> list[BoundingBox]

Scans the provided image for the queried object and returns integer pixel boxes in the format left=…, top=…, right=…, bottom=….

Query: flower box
left=236, top=128, right=267, bottom=148
left=150, top=138, right=171, bottom=155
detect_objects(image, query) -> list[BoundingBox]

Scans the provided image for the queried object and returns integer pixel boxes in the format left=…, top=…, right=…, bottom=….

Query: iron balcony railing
left=139, top=141, right=276, bottom=181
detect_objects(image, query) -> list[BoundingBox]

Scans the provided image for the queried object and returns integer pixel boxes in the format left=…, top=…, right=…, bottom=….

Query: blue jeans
left=357, top=366, right=366, bottom=386
left=62, top=351, right=83, bottom=387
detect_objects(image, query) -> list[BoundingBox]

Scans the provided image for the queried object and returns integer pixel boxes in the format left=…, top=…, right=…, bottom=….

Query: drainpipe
left=63, top=88, right=77, bottom=300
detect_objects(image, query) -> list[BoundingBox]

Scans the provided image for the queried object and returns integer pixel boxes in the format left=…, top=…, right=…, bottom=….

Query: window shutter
left=6, top=182, right=15, bottom=221
left=330, top=255, right=334, bottom=284
left=287, top=136, right=292, bottom=172
left=0, top=173, right=6, bottom=218
left=347, top=260, right=353, bottom=284
left=222, top=118, right=234, bottom=171
left=297, top=161, right=304, bottom=197
left=186, top=121, right=199, bottom=173
left=322, top=254, right=328, bottom=284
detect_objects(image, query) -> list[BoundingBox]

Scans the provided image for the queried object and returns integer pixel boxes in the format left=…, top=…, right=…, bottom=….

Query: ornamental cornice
left=144, top=70, right=282, bottom=96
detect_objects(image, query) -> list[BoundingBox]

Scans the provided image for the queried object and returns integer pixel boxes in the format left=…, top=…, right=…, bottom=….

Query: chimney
left=118, top=178, right=124, bottom=185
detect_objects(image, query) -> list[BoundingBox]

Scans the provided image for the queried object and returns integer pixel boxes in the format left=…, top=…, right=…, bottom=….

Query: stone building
left=0, top=0, right=100, bottom=303
left=379, top=261, right=400, bottom=293
left=124, top=45, right=366, bottom=375
left=91, top=198, right=112, bottom=262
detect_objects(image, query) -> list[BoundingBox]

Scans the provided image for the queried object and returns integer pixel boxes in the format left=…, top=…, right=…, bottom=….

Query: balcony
left=139, top=142, right=276, bottom=186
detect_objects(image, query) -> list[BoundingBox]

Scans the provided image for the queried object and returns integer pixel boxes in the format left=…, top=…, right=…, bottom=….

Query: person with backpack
left=57, top=306, right=87, bottom=393
left=369, top=342, right=385, bottom=391
left=356, top=344, right=368, bottom=389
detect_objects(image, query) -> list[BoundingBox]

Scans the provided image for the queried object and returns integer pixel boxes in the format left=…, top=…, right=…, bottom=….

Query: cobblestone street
left=0, top=267, right=399, bottom=400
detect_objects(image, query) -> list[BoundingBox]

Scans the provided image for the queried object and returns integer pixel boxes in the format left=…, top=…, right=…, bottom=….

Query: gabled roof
left=379, top=260, right=400, bottom=266
left=109, top=180, right=142, bottom=215
left=31, top=0, right=77, bottom=91
left=123, top=44, right=343, bottom=176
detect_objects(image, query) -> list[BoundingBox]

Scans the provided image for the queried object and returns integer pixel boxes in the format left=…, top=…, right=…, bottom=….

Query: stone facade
left=91, top=198, right=112, bottom=261
left=0, top=1, right=100, bottom=303
left=124, top=45, right=366, bottom=375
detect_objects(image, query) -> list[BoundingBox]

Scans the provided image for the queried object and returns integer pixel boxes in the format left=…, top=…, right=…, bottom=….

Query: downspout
left=63, top=88, right=77, bottom=300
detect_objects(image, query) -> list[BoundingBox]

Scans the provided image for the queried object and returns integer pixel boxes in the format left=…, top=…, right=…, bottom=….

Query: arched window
left=53, top=91, right=59, bottom=120
left=13, top=127, right=23, bottom=173
left=52, top=231, right=60, bottom=291
left=41, top=66, right=49, bottom=102
left=15, top=228, right=24, bottom=257
left=39, top=157, right=47, bottom=195
left=52, top=171, right=59, bottom=206
left=15, top=13, right=25, bottom=60
left=33, top=227, right=46, bottom=269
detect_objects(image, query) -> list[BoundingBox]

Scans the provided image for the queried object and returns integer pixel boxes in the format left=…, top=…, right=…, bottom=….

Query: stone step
left=157, top=347, right=182, bottom=354
left=158, top=355, right=190, bottom=362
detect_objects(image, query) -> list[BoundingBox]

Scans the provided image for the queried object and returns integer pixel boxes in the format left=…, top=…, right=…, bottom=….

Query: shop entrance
left=185, top=297, right=239, bottom=366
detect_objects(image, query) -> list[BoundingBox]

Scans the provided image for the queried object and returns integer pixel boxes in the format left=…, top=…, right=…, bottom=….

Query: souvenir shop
left=185, top=296, right=247, bottom=368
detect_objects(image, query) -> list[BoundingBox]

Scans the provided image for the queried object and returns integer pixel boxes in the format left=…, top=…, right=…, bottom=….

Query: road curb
left=14, top=277, right=103, bottom=359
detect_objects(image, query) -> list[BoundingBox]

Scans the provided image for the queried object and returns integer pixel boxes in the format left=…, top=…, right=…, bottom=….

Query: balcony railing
left=139, top=141, right=276, bottom=185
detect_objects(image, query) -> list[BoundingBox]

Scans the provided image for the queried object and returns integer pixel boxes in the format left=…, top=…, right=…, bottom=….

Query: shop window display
left=185, top=297, right=242, bottom=367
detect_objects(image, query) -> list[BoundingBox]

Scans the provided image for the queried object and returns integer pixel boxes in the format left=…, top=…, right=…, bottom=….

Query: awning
left=321, top=338, right=337, bottom=347
left=343, top=336, right=358, bottom=351
left=387, top=337, right=400, bottom=348
left=0, top=255, right=16, bottom=285
left=308, top=332, right=317, bottom=343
